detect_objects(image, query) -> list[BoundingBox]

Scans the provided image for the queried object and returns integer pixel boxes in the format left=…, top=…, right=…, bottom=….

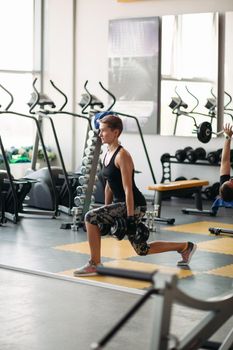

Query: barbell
left=197, top=122, right=224, bottom=144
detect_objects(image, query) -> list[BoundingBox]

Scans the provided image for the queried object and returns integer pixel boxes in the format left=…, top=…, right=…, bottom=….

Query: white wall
left=43, top=0, right=75, bottom=170
left=73, top=0, right=233, bottom=195
left=43, top=0, right=233, bottom=195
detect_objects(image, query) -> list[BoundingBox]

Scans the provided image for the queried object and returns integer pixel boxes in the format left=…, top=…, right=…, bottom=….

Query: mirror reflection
left=224, top=12, right=233, bottom=127
left=160, top=12, right=219, bottom=137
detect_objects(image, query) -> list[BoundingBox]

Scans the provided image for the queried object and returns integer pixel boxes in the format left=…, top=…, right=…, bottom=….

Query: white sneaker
left=177, top=242, right=197, bottom=266
left=73, top=260, right=102, bottom=277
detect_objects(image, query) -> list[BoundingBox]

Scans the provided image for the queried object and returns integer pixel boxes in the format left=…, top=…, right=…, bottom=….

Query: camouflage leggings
left=85, top=203, right=150, bottom=256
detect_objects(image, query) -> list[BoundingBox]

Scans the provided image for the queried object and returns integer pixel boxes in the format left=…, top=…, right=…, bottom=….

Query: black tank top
left=102, top=145, right=146, bottom=206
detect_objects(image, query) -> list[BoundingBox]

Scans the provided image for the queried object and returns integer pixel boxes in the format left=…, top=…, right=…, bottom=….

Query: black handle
left=29, top=78, right=39, bottom=114
left=185, top=85, right=199, bottom=113
left=98, top=81, right=116, bottom=110
left=224, top=91, right=232, bottom=109
left=0, top=84, right=14, bottom=110
left=50, top=80, right=68, bottom=111
left=81, top=80, right=92, bottom=114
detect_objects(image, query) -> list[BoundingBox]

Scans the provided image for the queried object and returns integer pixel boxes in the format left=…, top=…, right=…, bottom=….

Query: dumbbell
left=79, top=174, right=90, bottom=185
left=160, top=153, right=171, bottom=163
left=87, top=136, right=98, bottom=146
left=186, top=147, right=206, bottom=163
left=96, top=219, right=126, bottom=240
left=101, top=217, right=150, bottom=243
left=82, top=156, right=93, bottom=166
left=110, top=217, right=127, bottom=240
left=76, top=185, right=88, bottom=195
left=175, top=176, right=187, bottom=182
left=74, top=195, right=85, bottom=206
left=85, top=145, right=96, bottom=156
left=80, top=165, right=92, bottom=176
left=74, top=194, right=95, bottom=206
left=204, top=182, right=220, bottom=200
left=99, top=223, right=112, bottom=236
left=207, top=149, right=222, bottom=164
left=175, top=147, right=192, bottom=162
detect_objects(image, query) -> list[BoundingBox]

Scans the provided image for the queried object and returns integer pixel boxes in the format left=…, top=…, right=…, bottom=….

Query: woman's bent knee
left=85, top=210, right=98, bottom=225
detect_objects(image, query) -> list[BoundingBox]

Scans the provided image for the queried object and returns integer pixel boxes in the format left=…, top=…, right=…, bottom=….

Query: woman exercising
left=219, top=123, right=233, bottom=201
left=73, top=114, right=196, bottom=277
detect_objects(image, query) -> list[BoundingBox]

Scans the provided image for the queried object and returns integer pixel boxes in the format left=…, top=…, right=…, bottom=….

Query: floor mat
left=198, top=237, right=233, bottom=255
left=55, top=237, right=138, bottom=259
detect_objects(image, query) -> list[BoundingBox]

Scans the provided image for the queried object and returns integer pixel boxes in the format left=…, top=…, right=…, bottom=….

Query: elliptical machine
left=24, top=78, right=87, bottom=215
left=49, top=80, right=105, bottom=206
left=27, top=78, right=104, bottom=216
left=0, top=83, right=58, bottom=222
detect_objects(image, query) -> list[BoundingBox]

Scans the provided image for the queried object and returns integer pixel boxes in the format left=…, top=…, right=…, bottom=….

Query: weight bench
left=148, top=179, right=215, bottom=224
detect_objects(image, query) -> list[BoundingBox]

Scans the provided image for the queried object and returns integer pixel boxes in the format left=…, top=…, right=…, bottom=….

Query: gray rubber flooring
left=0, top=197, right=232, bottom=349
left=0, top=267, right=232, bottom=350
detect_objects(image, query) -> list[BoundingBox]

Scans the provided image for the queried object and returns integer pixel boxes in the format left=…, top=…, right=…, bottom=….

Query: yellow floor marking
left=58, top=260, right=195, bottom=290
left=163, top=221, right=233, bottom=235
left=198, top=238, right=233, bottom=255
left=206, top=264, right=233, bottom=278
left=54, top=237, right=138, bottom=259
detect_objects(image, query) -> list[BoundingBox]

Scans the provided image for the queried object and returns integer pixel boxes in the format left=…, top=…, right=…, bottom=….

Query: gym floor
left=0, top=197, right=233, bottom=349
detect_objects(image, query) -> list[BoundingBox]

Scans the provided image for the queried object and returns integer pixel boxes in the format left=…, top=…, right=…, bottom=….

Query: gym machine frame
left=169, top=86, right=218, bottom=137
left=28, top=78, right=94, bottom=216
left=0, top=135, right=19, bottom=223
left=0, top=84, right=59, bottom=221
left=92, top=266, right=233, bottom=350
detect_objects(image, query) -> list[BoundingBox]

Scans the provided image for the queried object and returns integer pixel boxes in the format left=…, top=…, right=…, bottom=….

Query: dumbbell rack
left=161, top=154, right=224, bottom=183
left=160, top=154, right=227, bottom=201
left=61, top=131, right=102, bottom=230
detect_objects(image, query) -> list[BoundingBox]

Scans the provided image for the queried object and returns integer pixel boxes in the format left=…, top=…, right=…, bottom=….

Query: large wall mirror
left=160, top=12, right=219, bottom=137
left=108, top=17, right=160, bottom=135
left=107, top=12, right=233, bottom=137
left=224, top=12, right=233, bottom=127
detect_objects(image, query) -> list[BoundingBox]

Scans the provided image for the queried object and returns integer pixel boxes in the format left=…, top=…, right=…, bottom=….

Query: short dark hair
left=100, top=114, right=123, bottom=135
left=220, top=182, right=233, bottom=202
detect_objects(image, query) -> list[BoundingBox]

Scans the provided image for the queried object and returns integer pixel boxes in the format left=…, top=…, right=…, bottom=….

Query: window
left=0, top=0, right=42, bottom=148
